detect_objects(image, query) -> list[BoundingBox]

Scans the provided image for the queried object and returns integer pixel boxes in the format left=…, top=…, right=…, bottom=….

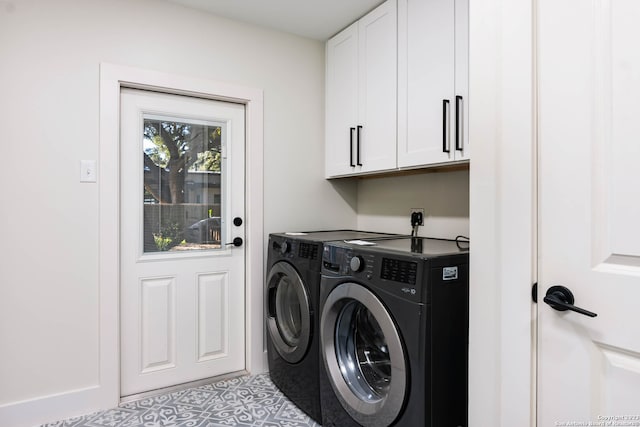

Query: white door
left=119, top=88, right=246, bottom=397
left=538, top=0, right=640, bottom=423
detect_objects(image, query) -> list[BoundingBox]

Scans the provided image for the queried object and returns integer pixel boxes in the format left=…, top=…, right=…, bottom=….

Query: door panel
left=120, top=88, right=245, bottom=397
left=538, top=0, right=640, bottom=422
left=140, top=277, right=176, bottom=373
left=197, top=272, right=228, bottom=361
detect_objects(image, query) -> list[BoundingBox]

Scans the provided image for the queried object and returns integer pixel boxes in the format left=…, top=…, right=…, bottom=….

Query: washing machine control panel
left=270, top=236, right=322, bottom=271
left=323, top=247, right=373, bottom=276
left=380, top=257, right=418, bottom=285
left=323, top=245, right=424, bottom=302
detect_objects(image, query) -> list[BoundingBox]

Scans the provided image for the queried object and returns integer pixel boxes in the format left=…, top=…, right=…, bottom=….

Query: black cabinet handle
left=442, top=99, right=450, bottom=153
left=357, top=125, right=363, bottom=166
left=349, top=127, right=355, bottom=167
left=455, top=95, right=463, bottom=151
left=543, top=285, right=597, bottom=318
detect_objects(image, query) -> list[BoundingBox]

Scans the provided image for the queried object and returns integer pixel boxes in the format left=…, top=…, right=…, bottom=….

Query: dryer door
left=321, top=282, right=407, bottom=427
left=266, top=261, right=311, bottom=363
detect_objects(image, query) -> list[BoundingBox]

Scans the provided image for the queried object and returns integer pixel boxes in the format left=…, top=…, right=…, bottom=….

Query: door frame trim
left=468, top=0, right=535, bottom=425
left=98, top=63, right=265, bottom=407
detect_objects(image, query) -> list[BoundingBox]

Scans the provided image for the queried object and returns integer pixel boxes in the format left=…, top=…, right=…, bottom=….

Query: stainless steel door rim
left=321, top=282, right=407, bottom=427
left=266, top=262, right=311, bottom=363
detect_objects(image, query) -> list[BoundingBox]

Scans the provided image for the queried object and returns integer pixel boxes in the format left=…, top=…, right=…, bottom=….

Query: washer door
left=266, top=262, right=311, bottom=364
left=321, top=282, right=407, bottom=427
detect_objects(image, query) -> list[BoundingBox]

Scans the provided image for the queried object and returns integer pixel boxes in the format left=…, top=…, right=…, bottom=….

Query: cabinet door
left=326, top=23, right=359, bottom=178
left=454, top=0, right=469, bottom=161
left=398, top=0, right=456, bottom=168
left=357, top=0, right=397, bottom=174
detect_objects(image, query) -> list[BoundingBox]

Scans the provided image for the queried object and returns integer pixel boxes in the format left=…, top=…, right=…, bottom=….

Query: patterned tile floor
left=42, top=374, right=321, bottom=427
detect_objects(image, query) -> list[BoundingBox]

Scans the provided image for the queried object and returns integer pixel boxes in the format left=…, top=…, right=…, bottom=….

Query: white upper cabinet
left=397, top=0, right=469, bottom=168
left=325, top=0, right=397, bottom=178
left=326, top=23, right=359, bottom=178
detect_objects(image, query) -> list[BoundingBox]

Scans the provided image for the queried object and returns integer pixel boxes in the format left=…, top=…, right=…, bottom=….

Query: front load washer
left=265, top=230, right=400, bottom=423
left=318, top=237, right=469, bottom=427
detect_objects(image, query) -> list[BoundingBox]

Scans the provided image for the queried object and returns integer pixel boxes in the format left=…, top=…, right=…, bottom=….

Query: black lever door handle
left=226, top=237, right=243, bottom=247
left=543, top=285, right=597, bottom=318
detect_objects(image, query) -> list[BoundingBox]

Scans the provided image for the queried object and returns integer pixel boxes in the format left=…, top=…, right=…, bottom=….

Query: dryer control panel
left=269, top=235, right=322, bottom=272
left=380, top=257, right=418, bottom=285
left=322, top=244, right=426, bottom=303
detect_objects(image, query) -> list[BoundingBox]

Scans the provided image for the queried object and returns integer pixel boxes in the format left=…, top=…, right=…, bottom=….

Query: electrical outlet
left=410, top=208, right=424, bottom=226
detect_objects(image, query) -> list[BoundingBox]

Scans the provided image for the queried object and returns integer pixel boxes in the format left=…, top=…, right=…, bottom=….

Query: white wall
left=0, top=0, right=355, bottom=423
left=356, top=169, right=470, bottom=238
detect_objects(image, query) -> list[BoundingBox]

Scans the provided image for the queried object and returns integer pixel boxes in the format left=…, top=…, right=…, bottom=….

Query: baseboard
left=0, top=384, right=116, bottom=427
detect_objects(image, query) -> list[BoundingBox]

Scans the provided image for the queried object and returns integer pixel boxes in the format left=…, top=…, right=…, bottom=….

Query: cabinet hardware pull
left=350, top=127, right=355, bottom=167
left=455, top=95, right=463, bottom=151
left=357, top=125, right=363, bottom=166
left=442, top=99, right=450, bottom=153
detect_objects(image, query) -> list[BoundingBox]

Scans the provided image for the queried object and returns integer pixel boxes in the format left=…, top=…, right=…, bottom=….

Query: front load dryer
left=265, top=230, right=400, bottom=423
left=318, top=237, right=469, bottom=427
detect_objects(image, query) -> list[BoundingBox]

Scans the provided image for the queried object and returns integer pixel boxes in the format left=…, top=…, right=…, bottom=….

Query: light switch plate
left=80, top=160, right=97, bottom=182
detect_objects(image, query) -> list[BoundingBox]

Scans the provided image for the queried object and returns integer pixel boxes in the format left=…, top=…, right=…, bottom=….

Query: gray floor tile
left=41, top=374, right=321, bottom=427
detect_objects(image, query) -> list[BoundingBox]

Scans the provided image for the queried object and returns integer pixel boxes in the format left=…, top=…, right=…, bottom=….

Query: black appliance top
left=338, top=236, right=469, bottom=258
left=270, top=230, right=401, bottom=243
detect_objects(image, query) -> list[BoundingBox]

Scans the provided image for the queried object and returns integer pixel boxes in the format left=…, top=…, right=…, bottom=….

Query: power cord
left=455, top=235, right=470, bottom=250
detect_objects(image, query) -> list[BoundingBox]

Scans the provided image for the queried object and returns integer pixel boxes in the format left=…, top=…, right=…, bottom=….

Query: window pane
left=142, top=117, right=223, bottom=253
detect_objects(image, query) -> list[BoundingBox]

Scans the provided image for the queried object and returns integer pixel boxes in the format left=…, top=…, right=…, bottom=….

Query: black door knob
left=543, top=285, right=597, bottom=318
left=226, top=237, right=243, bottom=247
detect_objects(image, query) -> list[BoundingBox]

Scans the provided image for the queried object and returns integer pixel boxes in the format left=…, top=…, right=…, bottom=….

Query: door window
left=142, top=116, right=225, bottom=253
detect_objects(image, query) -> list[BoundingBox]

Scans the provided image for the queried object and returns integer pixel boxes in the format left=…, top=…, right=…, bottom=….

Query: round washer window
left=266, top=262, right=311, bottom=364
left=275, top=275, right=303, bottom=347
left=335, top=300, right=391, bottom=401
left=320, top=282, right=406, bottom=427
